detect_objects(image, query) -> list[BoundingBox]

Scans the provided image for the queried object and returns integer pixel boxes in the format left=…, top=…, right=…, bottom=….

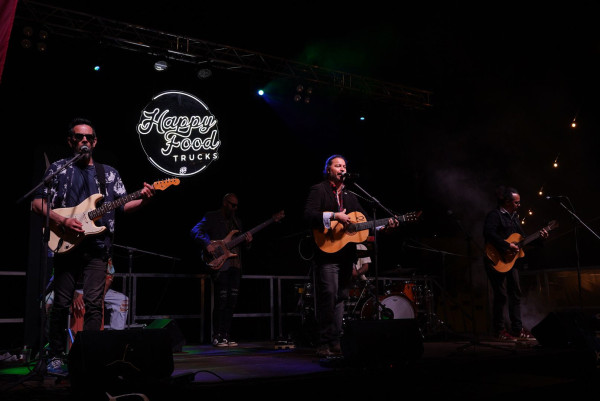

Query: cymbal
left=379, top=267, right=419, bottom=276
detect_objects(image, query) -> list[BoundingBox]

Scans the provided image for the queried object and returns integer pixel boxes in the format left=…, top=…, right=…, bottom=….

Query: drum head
left=360, top=293, right=416, bottom=320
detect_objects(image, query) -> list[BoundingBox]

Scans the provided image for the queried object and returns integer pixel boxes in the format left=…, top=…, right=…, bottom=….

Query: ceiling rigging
left=14, top=0, right=432, bottom=109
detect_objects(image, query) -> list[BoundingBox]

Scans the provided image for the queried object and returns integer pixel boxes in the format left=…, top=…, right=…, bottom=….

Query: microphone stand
left=111, top=244, right=181, bottom=328
left=345, top=180, right=396, bottom=320
left=552, top=197, right=600, bottom=312
left=11, top=151, right=88, bottom=386
left=450, top=214, right=514, bottom=353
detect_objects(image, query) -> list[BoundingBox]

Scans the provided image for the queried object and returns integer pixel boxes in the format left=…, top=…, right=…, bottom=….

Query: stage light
left=293, top=84, right=312, bottom=103
left=553, top=154, right=559, bottom=168
left=22, top=26, right=33, bottom=37
left=197, top=68, right=212, bottom=79
left=154, top=60, right=168, bottom=71
left=257, top=89, right=265, bottom=96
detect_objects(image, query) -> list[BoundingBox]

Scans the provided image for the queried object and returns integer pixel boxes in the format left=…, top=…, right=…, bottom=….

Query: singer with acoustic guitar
left=303, top=154, right=401, bottom=358
left=483, top=185, right=549, bottom=342
left=31, top=117, right=156, bottom=377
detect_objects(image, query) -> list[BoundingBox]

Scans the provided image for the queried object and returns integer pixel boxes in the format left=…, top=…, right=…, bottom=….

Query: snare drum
left=360, top=293, right=416, bottom=320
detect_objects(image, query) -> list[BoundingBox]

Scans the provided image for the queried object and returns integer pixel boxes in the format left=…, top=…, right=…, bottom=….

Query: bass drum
left=360, top=293, right=416, bottom=320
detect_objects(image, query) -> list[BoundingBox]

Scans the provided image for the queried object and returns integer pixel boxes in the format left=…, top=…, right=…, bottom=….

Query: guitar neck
left=351, top=215, right=409, bottom=232
left=520, top=232, right=540, bottom=247
left=226, top=217, right=276, bottom=249
left=519, top=222, right=556, bottom=248
left=88, top=189, right=143, bottom=220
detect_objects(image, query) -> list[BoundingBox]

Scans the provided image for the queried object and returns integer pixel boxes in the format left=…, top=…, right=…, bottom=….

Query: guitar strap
left=94, top=162, right=107, bottom=196
left=94, top=162, right=112, bottom=255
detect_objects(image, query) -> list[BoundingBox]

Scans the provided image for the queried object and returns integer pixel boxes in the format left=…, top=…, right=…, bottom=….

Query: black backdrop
left=3, top=3, right=600, bottom=348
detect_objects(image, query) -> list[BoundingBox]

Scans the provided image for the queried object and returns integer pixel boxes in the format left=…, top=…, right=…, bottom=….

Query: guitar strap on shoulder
left=94, top=163, right=107, bottom=196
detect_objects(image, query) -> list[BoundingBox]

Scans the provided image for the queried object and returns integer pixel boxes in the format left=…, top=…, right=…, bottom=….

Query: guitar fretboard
left=350, top=213, right=417, bottom=232
left=88, top=190, right=143, bottom=220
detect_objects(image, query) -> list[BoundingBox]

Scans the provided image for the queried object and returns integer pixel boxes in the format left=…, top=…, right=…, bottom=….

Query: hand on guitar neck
left=332, top=209, right=401, bottom=231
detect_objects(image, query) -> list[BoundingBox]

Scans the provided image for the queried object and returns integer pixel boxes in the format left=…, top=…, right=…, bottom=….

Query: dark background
left=2, top=1, right=600, bottom=345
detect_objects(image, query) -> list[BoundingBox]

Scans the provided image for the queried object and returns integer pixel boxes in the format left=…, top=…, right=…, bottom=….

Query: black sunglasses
left=226, top=200, right=238, bottom=208
left=72, top=133, right=95, bottom=141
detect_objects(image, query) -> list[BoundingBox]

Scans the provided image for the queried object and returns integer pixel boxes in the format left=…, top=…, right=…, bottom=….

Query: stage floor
left=1, top=329, right=598, bottom=401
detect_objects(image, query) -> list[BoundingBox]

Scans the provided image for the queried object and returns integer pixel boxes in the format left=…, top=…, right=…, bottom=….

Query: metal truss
left=14, top=1, right=432, bottom=109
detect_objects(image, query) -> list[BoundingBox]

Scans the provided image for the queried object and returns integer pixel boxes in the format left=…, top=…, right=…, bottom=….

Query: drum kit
left=296, top=271, right=446, bottom=338
left=344, top=276, right=441, bottom=334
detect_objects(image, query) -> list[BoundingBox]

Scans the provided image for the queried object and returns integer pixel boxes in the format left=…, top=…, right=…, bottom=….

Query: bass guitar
left=313, top=210, right=421, bottom=253
left=47, top=178, right=180, bottom=254
left=485, top=220, right=558, bottom=272
left=203, top=210, right=285, bottom=270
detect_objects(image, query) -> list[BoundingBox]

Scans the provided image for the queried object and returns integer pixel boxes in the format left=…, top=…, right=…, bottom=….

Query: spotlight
left=22, top=26, right=33, bottom=37
left=154, top=60, right=168, bottom=71
left=197, top=68, right=212, bottom=79
left=20, top=38, right=32, bottom=49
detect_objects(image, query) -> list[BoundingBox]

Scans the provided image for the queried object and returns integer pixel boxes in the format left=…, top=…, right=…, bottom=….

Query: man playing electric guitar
left=31, top=117, right=156, bottom=376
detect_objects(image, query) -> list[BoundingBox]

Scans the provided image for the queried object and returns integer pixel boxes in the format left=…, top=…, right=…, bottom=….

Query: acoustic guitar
left=313, top=210, right=421, bottom=253
left=485, top=220, right=558, bottom=272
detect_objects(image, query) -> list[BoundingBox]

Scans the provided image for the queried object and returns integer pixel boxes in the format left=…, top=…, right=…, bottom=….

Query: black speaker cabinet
left=68, top=329, right=174, bottom=394
left=341, top=319, right=424, bottom=367
left=531, top=310, right=590, bottom=348
left=145, top=318, right=186, bottom=352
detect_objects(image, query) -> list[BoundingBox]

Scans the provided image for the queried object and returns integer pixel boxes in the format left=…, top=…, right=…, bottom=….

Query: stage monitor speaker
left=68, top=329, right=174, bottom=395
left=341, top=318, right=424, bottom=367
left=145, top=318, right=186, bottom=352
left=531, top=310, right=590, bottom=348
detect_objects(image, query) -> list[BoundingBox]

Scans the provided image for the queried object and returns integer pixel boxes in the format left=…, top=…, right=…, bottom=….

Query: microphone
left=545, top=195, right=566, bottom=201
left=80, top=145, right=90, bottom=153
left=341, top=172, right=360, bottom=181
left=381, top=307, right=394, bottom=320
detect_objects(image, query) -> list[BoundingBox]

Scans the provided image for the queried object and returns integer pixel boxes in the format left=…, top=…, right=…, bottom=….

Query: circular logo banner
left=137, top=90, right=220, bottom=176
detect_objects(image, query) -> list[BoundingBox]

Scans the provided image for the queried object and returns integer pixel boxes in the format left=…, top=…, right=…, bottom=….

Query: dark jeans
left=47, top=249, right=108, bottom=358
left=485, top=261, right=523, bottom=334
left=315, top=260, right=353, bottom=347
left=212, top=267, right=241, bottom=338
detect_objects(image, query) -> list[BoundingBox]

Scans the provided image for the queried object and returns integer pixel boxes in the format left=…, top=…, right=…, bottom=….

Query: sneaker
left=224, top=336, right=238, bottom=347
left=498, top=329, right=518, bottom=341
left=212, top=334, right=228, bottom=347
left=516, top=328, right=535, bottom=340
left=47, top=357, right=68, bottom=376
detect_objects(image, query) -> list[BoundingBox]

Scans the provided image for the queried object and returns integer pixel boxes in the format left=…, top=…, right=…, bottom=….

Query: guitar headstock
left=273, top=210, right=285, bottom=222
left=546, top=220, right=559, bottom=231
left=153, top=178, right=181, bottom=191
left=402, top=211, right=423, bottom=223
